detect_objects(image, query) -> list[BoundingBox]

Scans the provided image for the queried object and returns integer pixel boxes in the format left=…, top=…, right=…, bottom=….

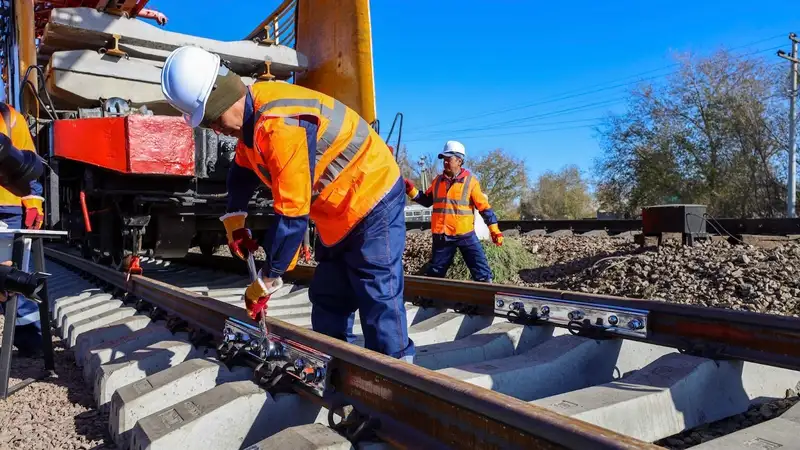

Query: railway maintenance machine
left=0, top=0, right=387, bottom=272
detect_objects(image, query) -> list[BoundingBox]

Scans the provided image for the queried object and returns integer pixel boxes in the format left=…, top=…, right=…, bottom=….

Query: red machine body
left=52, top=115, right=195, bottom=176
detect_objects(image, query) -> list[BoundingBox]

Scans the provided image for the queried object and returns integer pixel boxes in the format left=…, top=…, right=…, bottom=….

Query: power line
left=404, top=124, right=599, bottom=143
left=402, top=118, right=606, bottom=142
left=407, top=37, right=786, bottom=136
left=405, top=98, right=622, bottom=140
left=404, top=46, right=789, bottom=144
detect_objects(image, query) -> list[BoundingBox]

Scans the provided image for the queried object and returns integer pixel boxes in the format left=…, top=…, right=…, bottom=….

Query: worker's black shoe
left=13, top=324, right=43, bottom=358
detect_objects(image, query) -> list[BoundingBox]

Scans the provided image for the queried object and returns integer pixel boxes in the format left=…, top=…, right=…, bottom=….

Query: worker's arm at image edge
left=14, top=116, right=43, bottom=198
left=410, top=181, right=435, bottom=207
left=471, top=180, right=498, bottom=225
left=259, top=117, right=316, bottom=278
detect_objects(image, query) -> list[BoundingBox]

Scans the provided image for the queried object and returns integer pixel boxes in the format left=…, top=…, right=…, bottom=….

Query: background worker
left=0, top=102, right=45, bottom=357
left=405, top=141, right=504, bottom=282
left=160, top=46, right=415, bottom=363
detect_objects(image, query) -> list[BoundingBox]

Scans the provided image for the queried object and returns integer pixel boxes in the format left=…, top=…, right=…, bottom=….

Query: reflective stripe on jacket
left=425, top=169, right=496, bottom=236
left=0, top=103, right=41, bottom=208
left=233, top=82, right=401, bottom=246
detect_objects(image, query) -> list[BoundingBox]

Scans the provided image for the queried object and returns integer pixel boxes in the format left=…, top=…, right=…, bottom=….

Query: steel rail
left=45, top=247, right=659, bottom=450
left=405, top=217, right=800, bottom=236
left=184, top=254, right=800, bottom=372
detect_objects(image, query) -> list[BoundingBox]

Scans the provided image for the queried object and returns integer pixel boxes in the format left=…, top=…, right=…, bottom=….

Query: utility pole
left=779, top=33, right=800, bottom=218
left=418, top=156, right=427, bottom=188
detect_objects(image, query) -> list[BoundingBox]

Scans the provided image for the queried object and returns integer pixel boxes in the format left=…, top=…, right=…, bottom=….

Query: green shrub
left=447, top=238, right=538, bottom=284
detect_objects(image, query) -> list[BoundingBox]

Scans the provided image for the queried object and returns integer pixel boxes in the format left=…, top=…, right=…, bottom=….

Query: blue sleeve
left=261, top=117, right=317, bottom=278
left=262, top=215, right=308, bottom=278
left=226, top=159, right=261, bottom=213
left=479, top=208, right=498, bottom=225
left=29, top=178, right=42, bottom=197
left=412, top=190, right=434, bottom=208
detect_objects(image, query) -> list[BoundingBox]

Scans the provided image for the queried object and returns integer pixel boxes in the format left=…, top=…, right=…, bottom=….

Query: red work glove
left=229, top=229, right=259, bottom=260
left=404, top=178, right=419, bottom=198
left=221, top=212, right=259, bottom=260
left=488, top=223, right=504, bottom=246
left=21, top=196, right=44, bottom=230
left=244, top=277, right=283, bottom=321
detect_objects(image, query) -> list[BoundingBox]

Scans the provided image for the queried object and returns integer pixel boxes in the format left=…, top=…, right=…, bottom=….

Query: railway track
left=406, top=217, right=800, bottom=239
left=23, top=245, right=800, bottom=449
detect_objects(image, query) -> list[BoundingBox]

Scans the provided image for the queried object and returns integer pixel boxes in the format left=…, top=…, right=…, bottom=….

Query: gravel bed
left=517, top=235, right=800, bottom=316
left=0, top=319, right=111, bottom=449
left=195, top=232, right=800, bottom=317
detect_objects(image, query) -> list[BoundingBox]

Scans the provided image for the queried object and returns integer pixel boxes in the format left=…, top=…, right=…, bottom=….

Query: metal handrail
left=244, top=0, right=297, bottom=48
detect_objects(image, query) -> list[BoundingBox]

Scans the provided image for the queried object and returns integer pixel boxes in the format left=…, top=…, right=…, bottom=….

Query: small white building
left=404, top=204, right=431, bottom=222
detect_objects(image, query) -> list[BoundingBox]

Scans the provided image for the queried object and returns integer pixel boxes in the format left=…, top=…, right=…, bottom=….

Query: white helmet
left=438, top=140, right=466, bottom=159
left=161, top=46, right=221, bottom=127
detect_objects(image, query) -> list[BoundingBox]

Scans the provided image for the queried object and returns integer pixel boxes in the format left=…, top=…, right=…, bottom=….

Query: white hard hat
left=438, top=140, right=466, bottom=159
left=161, top=46, right=221, bottom=128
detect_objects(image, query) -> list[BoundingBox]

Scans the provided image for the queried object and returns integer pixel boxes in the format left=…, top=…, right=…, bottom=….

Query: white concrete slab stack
left=39, top=7, right=306, bottom=110
left=46, top=50, right=258, bottom=114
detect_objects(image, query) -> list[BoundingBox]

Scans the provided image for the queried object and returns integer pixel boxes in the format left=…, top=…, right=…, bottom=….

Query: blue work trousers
left=425, top=231, right=493, bottom=282
left=0, top=213, right=42, bottom=348
left=309, top=178, right=415, bottom=360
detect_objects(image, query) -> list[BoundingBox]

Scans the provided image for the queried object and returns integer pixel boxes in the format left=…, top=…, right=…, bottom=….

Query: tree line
left=397, top=48, right=794, bottom=220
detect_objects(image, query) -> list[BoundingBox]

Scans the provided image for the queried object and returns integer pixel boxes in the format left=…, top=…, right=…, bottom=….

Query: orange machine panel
left=53, top=115, right=195, bottom=176
left=295, top=0, right=376, bottom=124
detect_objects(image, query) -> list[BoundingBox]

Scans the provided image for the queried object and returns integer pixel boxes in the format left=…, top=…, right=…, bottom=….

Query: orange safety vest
left=0, top=103, right=37, bottom=207
left=427, top=169, right=492, bottom=236
left=234, top=81, right=401, bottom=247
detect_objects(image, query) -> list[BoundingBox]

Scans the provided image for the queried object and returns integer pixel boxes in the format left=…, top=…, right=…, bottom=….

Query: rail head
left=44, top=247, right=659, bottom=449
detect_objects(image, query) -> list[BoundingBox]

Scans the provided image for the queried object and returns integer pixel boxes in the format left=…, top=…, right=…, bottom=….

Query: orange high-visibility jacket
left=0, top=103, right=42, bottom=208
left=418, top=169, right=498, bottom=236
left=233, top=82, right=401, bottom=247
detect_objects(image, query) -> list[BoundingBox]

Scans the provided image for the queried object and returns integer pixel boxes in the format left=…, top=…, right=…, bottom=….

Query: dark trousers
left=309, top=178, right=415, bottom=360
left=425, top=231, right=492, bottom=282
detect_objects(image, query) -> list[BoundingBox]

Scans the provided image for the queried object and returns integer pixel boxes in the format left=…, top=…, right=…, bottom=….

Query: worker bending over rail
left=0, top=102, right=45, bottom=357
left=160, top=46, right=415, bottom=363
left=405, top=141, right=503, bottom=282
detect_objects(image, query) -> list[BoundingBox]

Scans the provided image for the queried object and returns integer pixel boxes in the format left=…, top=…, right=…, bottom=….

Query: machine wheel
left=200, top=243, right=216, bottom=257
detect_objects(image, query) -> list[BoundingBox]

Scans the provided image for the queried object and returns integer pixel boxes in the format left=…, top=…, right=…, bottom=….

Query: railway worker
left=160, top=46, right=415, bottom=363
left=404, top=141, right=503, bottom=282
left=0, top=102, right=45, bottom=357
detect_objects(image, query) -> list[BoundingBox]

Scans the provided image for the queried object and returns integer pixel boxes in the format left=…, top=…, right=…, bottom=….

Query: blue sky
left=149, top=0, right=798, bottom=184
